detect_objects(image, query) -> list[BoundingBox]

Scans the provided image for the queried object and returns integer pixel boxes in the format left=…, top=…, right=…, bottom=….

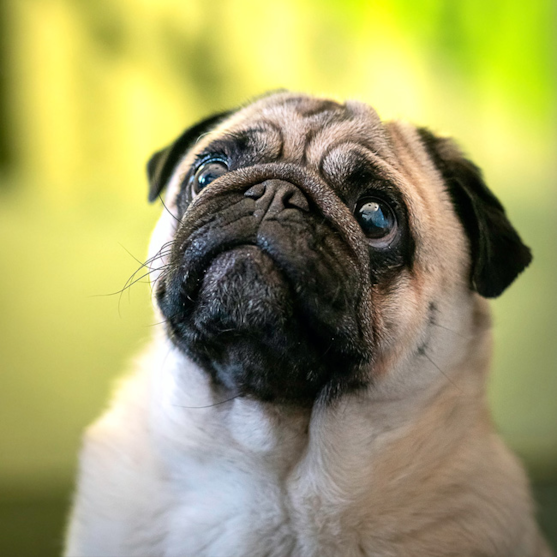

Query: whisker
left=147, top=319, right=168, bottom=327
left=115, top=248, right=173, bottom=297
left=158, top=194, right=180, bottom=223
left=124, top=258, right=168, bottom=291
left=148, top=264, right=174, bottom=294
left=173, top=394, right=241, bottom=409
left=90, top=265, right=169, bottom=300
left=90, top=247, right=173, bottom=298
left=117, top=260, right=174, bottom=315
left=117, top=243, right=145, bottom=266
left=119, top=266, right=170, bottom=314
left=122, top=267, right=168, bottom=293
left=422, top=352, right=462, bottom=393
left=113, top=250, right=171, bottom=294
left=431, top=322, right=472, bottom=340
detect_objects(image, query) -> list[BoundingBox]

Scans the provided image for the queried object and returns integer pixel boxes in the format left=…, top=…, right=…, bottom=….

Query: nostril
left=283, top=189, right=309, bottom=212
left=244, top=180, right=310, bottom=215
left=244, top=183, right=266, bottom=199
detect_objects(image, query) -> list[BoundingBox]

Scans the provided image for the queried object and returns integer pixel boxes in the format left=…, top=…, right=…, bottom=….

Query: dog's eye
left=355, top=198, right=397, bottom=243
left=191, top=159, right=228, bottom=195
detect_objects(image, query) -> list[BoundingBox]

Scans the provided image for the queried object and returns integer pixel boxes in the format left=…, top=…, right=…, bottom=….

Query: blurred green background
left=0, top=0, right=555, bottom=555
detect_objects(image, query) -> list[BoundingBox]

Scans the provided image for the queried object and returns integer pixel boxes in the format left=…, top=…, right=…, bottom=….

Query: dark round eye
left=191, top=160, right=228, bottom=194
left=355, top=198, right=397, bottom=242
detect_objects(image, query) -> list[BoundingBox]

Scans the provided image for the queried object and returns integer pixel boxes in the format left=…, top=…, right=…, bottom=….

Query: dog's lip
left=162, top=237, right=286, bottom=315
left=199, top=245, right=289, bottom=297
left=201, top=244, right=282, bottom=281
left=163, top=203, right=364, bottom=336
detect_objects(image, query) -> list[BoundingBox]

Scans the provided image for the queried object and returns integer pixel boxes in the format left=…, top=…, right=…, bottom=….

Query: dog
left=65, top=92, right=552, bottom=557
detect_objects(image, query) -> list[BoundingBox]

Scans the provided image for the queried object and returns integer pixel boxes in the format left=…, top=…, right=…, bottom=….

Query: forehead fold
left=250, top=95, right=393, bottom=166
left=167, top=95, right=397, bottom=204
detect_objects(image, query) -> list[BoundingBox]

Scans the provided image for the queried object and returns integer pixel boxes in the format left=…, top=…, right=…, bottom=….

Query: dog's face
left=146, top=92, right=531, bottom=405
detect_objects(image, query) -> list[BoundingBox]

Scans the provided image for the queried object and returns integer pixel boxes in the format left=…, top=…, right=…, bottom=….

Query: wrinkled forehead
left=167, top=93, right=444, bottom=213
left=222, top=93, right=395, bottom=168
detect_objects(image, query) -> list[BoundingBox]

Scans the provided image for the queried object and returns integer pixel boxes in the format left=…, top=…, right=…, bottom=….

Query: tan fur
left=65, top=93, right=551, bottom=557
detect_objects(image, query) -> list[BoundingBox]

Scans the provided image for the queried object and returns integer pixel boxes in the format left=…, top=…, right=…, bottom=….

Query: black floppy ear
left=417, top=128, right=532, bottom=298
left=146, top=110, right=234, bottom=202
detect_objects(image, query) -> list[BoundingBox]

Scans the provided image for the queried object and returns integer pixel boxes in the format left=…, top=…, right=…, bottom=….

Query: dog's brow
left=228, top=121, right=283, bottom=140
left=212, top=123, right=284, bottom=162
left=319, top=142, right=390, bottom=183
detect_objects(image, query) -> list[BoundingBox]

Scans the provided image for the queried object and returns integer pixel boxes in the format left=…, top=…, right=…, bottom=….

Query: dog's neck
left=150, top=293, right=491, bottom=459
left=118, top=301, right=546, bottom=557
left=147, top=309, right=494, bottom=540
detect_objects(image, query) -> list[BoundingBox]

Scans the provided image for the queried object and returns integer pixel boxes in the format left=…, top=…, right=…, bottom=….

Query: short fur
left=65, top=92, right=551, bottom=557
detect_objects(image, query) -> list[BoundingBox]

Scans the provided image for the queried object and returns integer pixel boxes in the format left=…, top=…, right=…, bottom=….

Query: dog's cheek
left=367, top=271, right=429, bottom=374
left=373, top=276, right=410, bottom=341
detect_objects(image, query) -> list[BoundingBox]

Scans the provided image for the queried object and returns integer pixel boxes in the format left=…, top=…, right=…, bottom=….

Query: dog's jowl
left=65, top=92, right=552, bottom=557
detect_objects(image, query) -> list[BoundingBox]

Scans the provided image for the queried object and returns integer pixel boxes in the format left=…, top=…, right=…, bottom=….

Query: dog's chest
left=161, top=457, right=295, bottom=557
left=149, top=373, right=412, bottom=557
left=154, top=399, right=306, bottom=557
left=154, top=398, right=374, bottom=557
left=158, top=446, right=368, bottom=557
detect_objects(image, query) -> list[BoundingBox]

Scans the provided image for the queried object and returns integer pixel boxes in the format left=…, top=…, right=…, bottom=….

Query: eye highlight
left=355, top=197, right=397, bottom=245
left=191, top=158, right=228, bottom=195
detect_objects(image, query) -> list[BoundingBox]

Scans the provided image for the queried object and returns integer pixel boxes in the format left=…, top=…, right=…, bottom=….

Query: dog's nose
left=244, top=180, right=309, bottom=217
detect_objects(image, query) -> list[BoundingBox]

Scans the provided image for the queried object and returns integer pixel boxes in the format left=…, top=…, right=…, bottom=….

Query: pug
left=65, top=92, right=552, bottom=557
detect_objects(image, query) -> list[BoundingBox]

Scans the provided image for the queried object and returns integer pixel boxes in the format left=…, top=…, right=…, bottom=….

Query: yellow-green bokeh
left=0, top=0, right=555, bottom=498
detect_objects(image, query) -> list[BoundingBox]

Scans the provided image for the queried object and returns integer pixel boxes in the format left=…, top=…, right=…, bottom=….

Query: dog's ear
left=147, top=110, right=234, bottom=202
left=417, top=128, right=532, bottom=298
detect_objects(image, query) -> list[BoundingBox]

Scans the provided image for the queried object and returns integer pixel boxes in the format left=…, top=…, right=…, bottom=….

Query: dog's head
left=146, top=92, right=531, bottom=405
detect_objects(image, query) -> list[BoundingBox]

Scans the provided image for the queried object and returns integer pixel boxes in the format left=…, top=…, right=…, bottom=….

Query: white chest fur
left=65, top=340, right=546, bottom=557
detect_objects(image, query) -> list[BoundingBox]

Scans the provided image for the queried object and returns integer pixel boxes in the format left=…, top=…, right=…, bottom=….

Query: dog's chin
left=159, top=245, right=365, bottom=404
left=165, top=246, right=320, bottom=403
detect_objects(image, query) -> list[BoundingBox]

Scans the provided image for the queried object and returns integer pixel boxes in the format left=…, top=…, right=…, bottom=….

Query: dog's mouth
left=155, top=176, right=373, bottom=404
left=196, top=245, right=293, bottom=332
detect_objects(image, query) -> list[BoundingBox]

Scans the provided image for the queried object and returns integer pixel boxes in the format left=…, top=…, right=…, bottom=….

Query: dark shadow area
left=535, top=482, right=557, bottom=551
left=0, top=491, right=71, bottom=557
